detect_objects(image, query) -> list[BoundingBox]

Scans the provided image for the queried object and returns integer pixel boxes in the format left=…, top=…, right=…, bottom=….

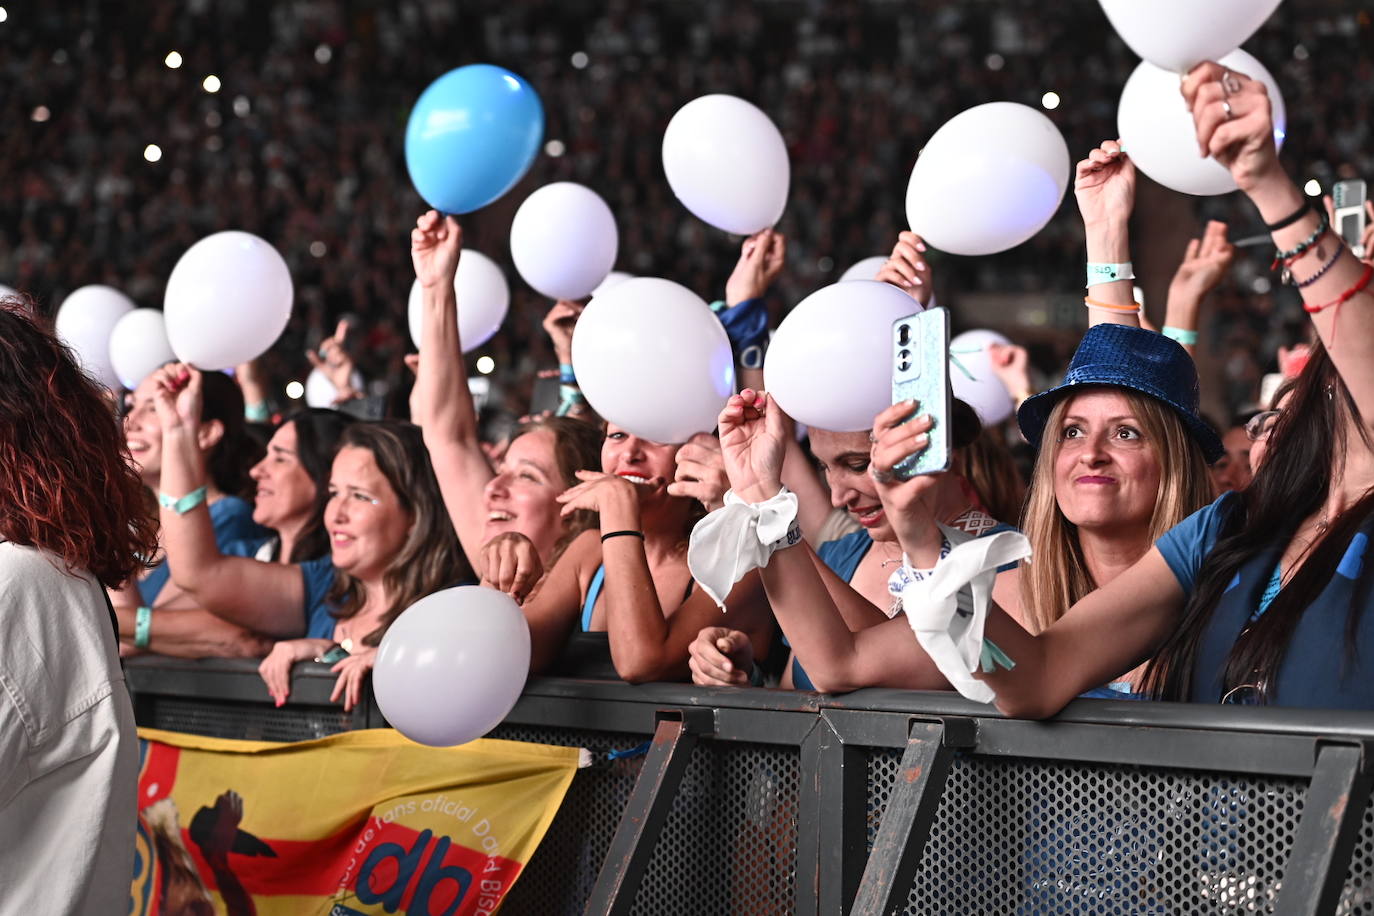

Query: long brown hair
left=326, top=421, right=471, bottom=646
left=511, top=416, right=603, bottom=564
left=1020, top=387, right=1213, bottom=634
left=1142, top=342, right=1374, bottom=701
left=0, top=297, right=158, bottom=586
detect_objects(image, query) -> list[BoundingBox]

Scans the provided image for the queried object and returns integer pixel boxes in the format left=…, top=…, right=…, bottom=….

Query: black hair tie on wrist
left=601, top=530, right=645, bottom=542
left=1265, top=199, right=1312, bottom=232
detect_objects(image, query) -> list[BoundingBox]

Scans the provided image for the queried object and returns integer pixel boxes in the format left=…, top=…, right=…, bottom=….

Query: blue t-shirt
left=1155, top=492, right=1374, bottom=708
left=137, top=496, right=270, bottom=606
left=301, top=556, right=340, bottom=640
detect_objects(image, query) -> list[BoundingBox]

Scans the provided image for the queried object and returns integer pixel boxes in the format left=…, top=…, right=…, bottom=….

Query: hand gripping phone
left=1332, top=179, right=1367, bottom=259
left=891, top=307, right=951, bottom=479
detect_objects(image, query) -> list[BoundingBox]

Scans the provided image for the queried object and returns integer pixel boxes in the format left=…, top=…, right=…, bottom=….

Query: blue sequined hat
left=1016, top=324, right=1223, bottom=464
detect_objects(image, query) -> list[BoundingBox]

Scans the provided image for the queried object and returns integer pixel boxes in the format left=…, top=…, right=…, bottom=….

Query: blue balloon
left=405, top=64, right=544, bottom=215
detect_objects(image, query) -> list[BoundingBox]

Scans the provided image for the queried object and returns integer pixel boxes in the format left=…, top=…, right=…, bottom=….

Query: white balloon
left=906, top=103, right=1070, bottom=256
left=304, top=367, right=365, bottom=408
left=765, top=281, right=921, bottom=433
left=949, top=329, right=1015, bottom=426
left=572, top=277, right=735, bottom=443
left=663, top=94, right=790, bottom=235
left=164, top=231, right=293, bottom=370
left=1099, top=0, right=1282, bottom=73
left=591, top=270, right=634, bottom=298
left=510, top=183, right=619, bottom=300
left=839, top=256, right=889, bottom=283
left=55, top=285, right=136, bottom=390
left=1118, top=49, right=1287, bottom=197
left=108, top=309, right=176, bottom=390
left=407, top=250, right=510, bottom=353
left=373, top=586, right=531, bottom=747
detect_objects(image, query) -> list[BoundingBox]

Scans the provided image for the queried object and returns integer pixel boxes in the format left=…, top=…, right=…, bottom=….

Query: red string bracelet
left=1303, top=263, right=1373, bottom=350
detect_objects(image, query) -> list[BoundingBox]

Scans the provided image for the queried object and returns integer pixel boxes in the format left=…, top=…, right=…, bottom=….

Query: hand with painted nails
left=257, top=638, right=329, bottom=708
left=717, top=388, right=788, bottom=504
left=1180, top=62, right=1280, bottom=194
left=688, top=626, right=755, bottom=687
left=868, top=400, right=944, bottom=546
left=149, top=361, right=201, bottom=431
left=725, top=228, right=787, bottom=306
left=1074, top=139, right=1135, bottom=229
left=480, top=531, right=544, bottom=604
left=876, top=231, right=933, bottom=306
left=329, top=647, right=377, bottom=712
left=555, top=469, right=642, bottom=524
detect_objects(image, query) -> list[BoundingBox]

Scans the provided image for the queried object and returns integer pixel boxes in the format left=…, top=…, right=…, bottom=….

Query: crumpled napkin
left=688, top=487, right=800, bottom=609
left=895, top=524, right=1031, bottom=703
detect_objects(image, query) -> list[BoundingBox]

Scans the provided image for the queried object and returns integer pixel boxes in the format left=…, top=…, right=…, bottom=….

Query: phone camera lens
left=898, top=325, right=910, bottom=346
left=897, top=357, right=911, bottom=372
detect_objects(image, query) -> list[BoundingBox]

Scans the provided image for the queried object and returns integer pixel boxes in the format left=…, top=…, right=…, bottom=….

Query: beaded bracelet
left=1293, top=242, right=1346, bottom=289
left=1271, top=212, right=1330, bottom=282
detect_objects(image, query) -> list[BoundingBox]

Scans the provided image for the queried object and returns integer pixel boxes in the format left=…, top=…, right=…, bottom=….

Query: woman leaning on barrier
left=0, top=296, right=158, bottom=911
left=958, top=61, right=1374, bottom=713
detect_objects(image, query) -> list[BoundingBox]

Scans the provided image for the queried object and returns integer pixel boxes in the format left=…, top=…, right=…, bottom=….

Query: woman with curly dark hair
left=0, top=296, right=158, bottom=912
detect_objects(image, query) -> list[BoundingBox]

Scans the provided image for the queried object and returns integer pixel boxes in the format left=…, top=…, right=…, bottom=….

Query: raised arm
left=1162, top=220, right=1234, bottom=358
left=1075, top=140, right=1141, bottom=327
left=408, top=211, right=495, bottom=573
left=151, top=364, right=307, bottom=638
left=1184, top=61, right=1374, bottom=419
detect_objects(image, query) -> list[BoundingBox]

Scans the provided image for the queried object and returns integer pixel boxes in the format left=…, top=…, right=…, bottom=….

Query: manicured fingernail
left=916, top=414, right=931, bottom=425
left=917, top=242, right=927, bottom=251
left=913, top=433, right=929, bottom=447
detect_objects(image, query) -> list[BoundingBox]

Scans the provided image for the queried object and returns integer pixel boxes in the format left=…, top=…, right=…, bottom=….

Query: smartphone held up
left=891, top=307, right=952, bottom=479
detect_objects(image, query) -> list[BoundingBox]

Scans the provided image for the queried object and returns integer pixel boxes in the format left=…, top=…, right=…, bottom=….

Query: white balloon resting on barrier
left=839, top=256, right=889, bottom=283
left=373, top=586, right=531, bottom=747
left=906, top=103, right=1070, bottom=256
left=510, top=182, right=619, bottom=301
left=1118, top=49, right=1287, bottom=197
left=304, top=367, right=365, bottom=408
left=949, top=329, right=1016, bottom=426
left=1098, top=0, right=1282, bottom=73
left=108, top=308, right=177, bottom=390
left=164, top=231, right=293, bottom=370
left=407, top=249, right=510, bottom=353
left=765, top=281, right=921, bottom=433
left=662, top=94, right=790, bottom=235
left=572, top=277, right=735, bottom=444
left=55, top=284, right=136, bottom=390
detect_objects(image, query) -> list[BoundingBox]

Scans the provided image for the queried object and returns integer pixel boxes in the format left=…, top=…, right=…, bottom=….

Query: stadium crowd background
left=2, top=0, right=1372, bottom=422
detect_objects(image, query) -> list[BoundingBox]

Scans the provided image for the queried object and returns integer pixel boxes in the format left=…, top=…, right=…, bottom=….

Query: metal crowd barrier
left=124, top=640, right=1374, bottom=916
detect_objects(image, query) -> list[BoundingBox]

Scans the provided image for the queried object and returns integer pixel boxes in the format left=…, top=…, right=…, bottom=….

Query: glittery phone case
left=891, top=307, right=951, bottom=478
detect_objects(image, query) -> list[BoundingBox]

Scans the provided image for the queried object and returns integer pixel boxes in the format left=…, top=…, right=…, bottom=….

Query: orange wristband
left=1083, top=296, right=1142, bottom=314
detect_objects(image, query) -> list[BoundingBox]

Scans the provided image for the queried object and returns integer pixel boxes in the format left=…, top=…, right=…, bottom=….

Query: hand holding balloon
left=480, top=532, right=544, bottom=605
left=717, top=389, right=787, bottom=504
left=541, top=300, right=584, bottom=366
left=1074, top=140, right=1135, bottom=230
left=411, top=210, right=463, bottom=290
left=1181, top=62, right=1282, bottom=194
left=725, top=229, right=786, bottom=306
left=876, top=232, right=933, bottom=305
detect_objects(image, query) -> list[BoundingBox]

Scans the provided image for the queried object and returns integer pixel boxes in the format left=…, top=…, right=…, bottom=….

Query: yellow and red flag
left=129, top=727, right=583, bottom=915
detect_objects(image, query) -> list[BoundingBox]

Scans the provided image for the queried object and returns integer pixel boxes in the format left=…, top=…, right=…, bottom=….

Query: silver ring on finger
left=1221, top=71, right=1243, bottom=96
left=870, top=465, right=896, bottom=485
left=1221, top=99, right=1233, bottom=120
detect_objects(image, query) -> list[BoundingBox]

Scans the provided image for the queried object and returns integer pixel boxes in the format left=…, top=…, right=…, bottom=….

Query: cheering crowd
left=2, top=57, right=1370, bottom=724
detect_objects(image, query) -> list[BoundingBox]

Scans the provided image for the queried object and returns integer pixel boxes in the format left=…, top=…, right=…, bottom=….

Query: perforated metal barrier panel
left=126, top=662, right=1374, bottom=916
left=489, top=724, right=800, bottom=915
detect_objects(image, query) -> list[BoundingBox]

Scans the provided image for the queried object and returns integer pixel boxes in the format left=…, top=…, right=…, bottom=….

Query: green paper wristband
left=1085, top=261, right=1135, bottom=287
left=158, top=485, right=208, bottom=515
left=134, top=605, right=152, bottom=649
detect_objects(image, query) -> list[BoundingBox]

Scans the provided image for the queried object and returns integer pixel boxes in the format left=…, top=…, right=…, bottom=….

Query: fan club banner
left=129, top=728, right=584, bottom=915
